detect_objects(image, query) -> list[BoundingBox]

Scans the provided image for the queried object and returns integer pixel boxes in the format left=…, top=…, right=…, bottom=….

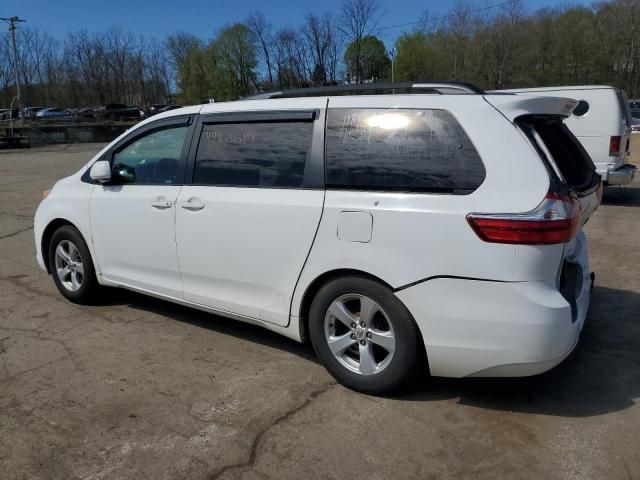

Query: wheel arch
left=41, top=218, right=80, bottom=273
left=296, top=269, right=395, bottom=343
left=296, top=268, right=430, bottom=375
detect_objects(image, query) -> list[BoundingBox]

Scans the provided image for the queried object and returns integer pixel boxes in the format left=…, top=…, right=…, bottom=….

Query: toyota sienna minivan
left=34, top=82, right=601, bottom=394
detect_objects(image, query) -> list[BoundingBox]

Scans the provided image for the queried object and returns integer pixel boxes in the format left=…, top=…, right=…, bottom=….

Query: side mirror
left=89, top=160, right=112, bottom=183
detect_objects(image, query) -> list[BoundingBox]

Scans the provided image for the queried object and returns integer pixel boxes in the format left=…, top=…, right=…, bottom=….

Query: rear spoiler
left=483, top=94, right=578, bottom=122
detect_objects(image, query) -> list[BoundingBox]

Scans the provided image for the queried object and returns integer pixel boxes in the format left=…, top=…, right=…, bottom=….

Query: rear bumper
left=396, top=274, right=591, bottom=378
left=604, top=164, right=637, bottom=185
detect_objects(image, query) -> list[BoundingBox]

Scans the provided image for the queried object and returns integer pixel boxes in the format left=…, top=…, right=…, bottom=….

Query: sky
left=6, top=0, right=590, bottom=48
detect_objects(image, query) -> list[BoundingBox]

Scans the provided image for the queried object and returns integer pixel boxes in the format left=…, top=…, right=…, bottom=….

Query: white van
left=495, top=86, right=637, bottom=186
left=35, top=82, right=601, bottom=393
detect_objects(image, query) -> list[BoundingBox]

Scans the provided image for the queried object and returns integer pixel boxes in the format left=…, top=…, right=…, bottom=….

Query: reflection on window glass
left=325, top=108, right=485, bottom=193
left=112, top=126, right=188, bottom=185
left=194, top=122, right=313, bottom=188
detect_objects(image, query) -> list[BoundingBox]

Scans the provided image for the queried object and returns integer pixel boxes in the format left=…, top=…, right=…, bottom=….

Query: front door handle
left=180, top=199, right=205, bottom=211
left=151, top=199, right=173, bottom=209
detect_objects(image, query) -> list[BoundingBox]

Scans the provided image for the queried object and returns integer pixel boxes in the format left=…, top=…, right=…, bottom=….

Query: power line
left=378, top=0, right=519, bottom=32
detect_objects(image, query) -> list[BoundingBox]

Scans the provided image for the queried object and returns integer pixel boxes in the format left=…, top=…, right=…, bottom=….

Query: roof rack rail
left=242, top=81, right=485, bottom=100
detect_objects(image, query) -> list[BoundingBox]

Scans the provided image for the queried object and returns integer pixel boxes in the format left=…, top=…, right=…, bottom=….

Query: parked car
left=22, top=106, right=45, bottom=119
left=495, top=86, right=636, bottom=186
left=147, top=104, right=169, bottom=116
left=631, top=116, right=640, bottom=134
left=144, top=104, right=182, bottom=117
left=73, top=107, right=97, bottom=119
left=158, top=105, right=182, bottom=113
left=35, top=108, right=73, bottom=120
left=0, top=108, right=19, bottom=120
left=629, top=99, right=640, bottom=117
left=94, top=103, right=141, bottom=120
left=34, top=82, right=601, bottom=394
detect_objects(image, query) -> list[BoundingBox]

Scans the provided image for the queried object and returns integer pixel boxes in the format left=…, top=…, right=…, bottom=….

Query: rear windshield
left=517, top=115, right=598, bottom=192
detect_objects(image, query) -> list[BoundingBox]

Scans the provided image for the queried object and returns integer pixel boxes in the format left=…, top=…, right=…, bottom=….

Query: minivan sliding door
left=175, top=104, right=326, bottom=326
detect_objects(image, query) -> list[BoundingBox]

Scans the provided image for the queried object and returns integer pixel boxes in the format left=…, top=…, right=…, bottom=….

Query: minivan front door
left=90, top=118, right=193, bottom=298
left=175, top=106, right=326, bottom=326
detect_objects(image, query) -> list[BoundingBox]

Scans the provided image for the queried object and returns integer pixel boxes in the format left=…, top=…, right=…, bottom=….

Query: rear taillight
left=467, top=193, right=581, bottom=245
left=609, top=135, right=621, bottom=156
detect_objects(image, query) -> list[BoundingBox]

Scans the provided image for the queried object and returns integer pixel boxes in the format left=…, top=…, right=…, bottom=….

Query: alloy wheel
left=324, top=294, right=396, bottom=375
left=54, top=239, right=84, bottom=292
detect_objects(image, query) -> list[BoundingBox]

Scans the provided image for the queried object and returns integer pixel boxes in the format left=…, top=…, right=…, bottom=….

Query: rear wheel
left=309, top=276, right=421, bottom=394
left=48, top=225, right=100, bottom=304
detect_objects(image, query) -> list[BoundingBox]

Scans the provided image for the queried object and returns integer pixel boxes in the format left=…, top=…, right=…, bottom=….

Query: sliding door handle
left=150, top=199, right=173, bottom=209
left=180, top=199, right=205, bottom=211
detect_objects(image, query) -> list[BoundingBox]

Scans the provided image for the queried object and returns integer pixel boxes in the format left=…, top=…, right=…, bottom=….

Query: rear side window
left=518, top=116, right=597, bottom=191
left=194, top=122, right=313, bottom=188
left=325, top=108, right=485, bottom=193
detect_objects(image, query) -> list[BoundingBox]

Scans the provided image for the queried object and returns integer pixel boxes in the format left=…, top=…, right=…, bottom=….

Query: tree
left=273, top=27, right=311, bottom=88
left=304, top=13, right=341, bottom=85
left=166, top=33, right=207, bottom=104
left=246, top=11, right=274, bottom=85
left=344, top=35, right=389, bottom=82
left=339, top=0, right=381, bottom=83
left=212, top=23, right=258, bottom=99
left=4, top=0, right=640, bottom=109
left=394, top=32, right=444, bottom=82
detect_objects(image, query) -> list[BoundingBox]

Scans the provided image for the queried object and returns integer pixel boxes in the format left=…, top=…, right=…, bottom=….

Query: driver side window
left=112, top=125, right=188, bottom=185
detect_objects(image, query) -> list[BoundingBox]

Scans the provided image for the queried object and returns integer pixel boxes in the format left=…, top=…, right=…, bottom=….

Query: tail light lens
left=467, top=193, right=581, bottom=245
left=609, top=135, right=621, bottom=156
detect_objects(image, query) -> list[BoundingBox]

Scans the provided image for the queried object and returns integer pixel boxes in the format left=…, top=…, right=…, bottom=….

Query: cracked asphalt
left=1, top=142, right=640, bottom=480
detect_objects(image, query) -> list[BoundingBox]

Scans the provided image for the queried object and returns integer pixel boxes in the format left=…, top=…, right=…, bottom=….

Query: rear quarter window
left=325, top=108, right=485, bottom=194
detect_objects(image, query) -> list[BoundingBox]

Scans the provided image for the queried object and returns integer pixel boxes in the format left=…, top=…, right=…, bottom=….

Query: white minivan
left=34, top=83, right=601, bottom=394
left=495, top=86, right=637, bottom=186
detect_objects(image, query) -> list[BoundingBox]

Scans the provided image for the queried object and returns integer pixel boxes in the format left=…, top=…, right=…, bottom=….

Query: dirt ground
left=1, top=139, right=639, bottom=480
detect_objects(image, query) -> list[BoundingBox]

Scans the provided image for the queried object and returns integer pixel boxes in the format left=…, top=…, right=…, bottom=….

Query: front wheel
left=48, top=225, right=100, bottom=304
left=309, top=276, right=422, bottom=394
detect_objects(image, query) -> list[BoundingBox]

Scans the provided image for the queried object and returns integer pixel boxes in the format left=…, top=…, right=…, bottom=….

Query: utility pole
left=1, top=16, right=26, bottom=123
left=389, top=48, right=397, bottom=83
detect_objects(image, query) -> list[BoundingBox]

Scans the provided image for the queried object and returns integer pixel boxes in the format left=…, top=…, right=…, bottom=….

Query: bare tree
left=339, top=0, right=381, bottom=83
left=446, top=0, right=474, bottom=79
left=273, top=28, right=311, bottom=88
left=304, top=14, right=329, bottom=85
left=246, top=11, right=274, bottom=85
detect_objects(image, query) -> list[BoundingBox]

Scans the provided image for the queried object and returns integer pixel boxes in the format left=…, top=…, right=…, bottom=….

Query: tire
left=48, top=225, right=100, bottom=304
left=309, top=276, right=421, bottom=394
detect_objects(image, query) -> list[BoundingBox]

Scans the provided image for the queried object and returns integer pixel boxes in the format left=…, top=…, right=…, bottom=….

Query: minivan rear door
left=514, top=114, right=600, bottom=327
left=516, top=115, right=601, bottom=225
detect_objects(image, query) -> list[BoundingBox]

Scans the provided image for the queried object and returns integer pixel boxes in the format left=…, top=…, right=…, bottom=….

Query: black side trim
left=394, top=275, right=513, bottom=292
left=201, top=110, right=317, bottom=124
